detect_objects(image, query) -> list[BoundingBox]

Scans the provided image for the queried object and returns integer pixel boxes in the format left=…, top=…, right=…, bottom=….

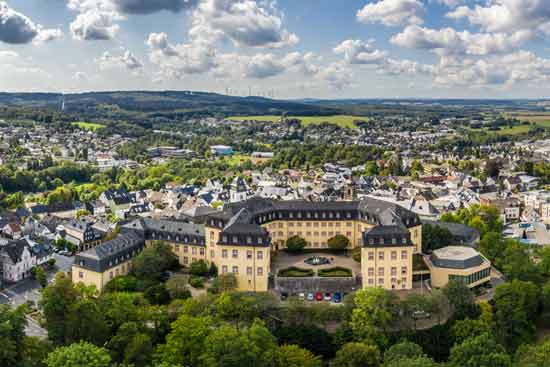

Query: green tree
left=493, top=280, right=540, bottom=351
left=21, top=336, right=53, bottom=367
left=154, top=314, right=213, bottom=366
left=515, top=338, right=550, bottom=367
left=449, top=333, right=511, bottom=367
left=327, top=235, right=351, bottom=251
left=442, top=280, right=479, bottom=321
left=107, top=322, right=152, bottom=367
left=66, top=299, right=108, bottom=346
left=271, top=344, right=322, bottom=367
left=132, top=241, right=178, bottom=281
left=452, top=318, right=491, bottom=344
left=286, top=235, right=307, bottom=252
left=190, top=260, right=209, bottom=276
left=45, top=342, right=111, bottom=367
left=211, top=273, right=238, bottom=293
left=31, top=266, right=47, bottom=288
left=0, top=304, right=27, bottom=367
left=421, top=224, right=453, bottom=253
left=165, top=274, right=190, bottom=300
left=384, top=356, right=439, bottom=367
left=383, top=341, right=424, bottom=364
left=40, top=272, right=80, bottom=345
left=351, top=288, right=399, bottom=347
left=332, top=342, right=380, bottom=367
left=479, top=232, right=506, bottom=263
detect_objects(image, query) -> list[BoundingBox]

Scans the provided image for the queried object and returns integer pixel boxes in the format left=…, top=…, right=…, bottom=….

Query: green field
left=506, top=112, right=550, bottom=128
left=227, top=115, right=369, bottom=129
left=72, top=121, right=106, bottom=131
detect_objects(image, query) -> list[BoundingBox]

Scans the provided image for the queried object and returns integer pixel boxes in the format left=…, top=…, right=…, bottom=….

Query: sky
left=2, top=0, right=550, bottom=99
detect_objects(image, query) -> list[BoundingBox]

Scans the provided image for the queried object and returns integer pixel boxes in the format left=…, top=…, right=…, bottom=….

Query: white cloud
left=97, top=50, right=143, bottom=71
left=334, top=39, right=388, bottom=64
left=0, top=49, right=17, bottom=58
left=357, top=0, right=424, bottom=26
left=446, top=0, right=550, bottom=34
left=73, top=71, right=88, bottom=80
left=391, top=25, right=532, bottom=55
left=189, top=0, right=299, bottom=48
left=70, top=9, right=123, bottom=41
left=315, top=61, right=354, bottom=90
left=0, top=2, right=61, bottom=44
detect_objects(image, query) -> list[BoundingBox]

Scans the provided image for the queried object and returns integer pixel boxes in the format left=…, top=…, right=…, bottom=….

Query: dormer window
left=232, top=236, right=238, bottom=243
left=258, top=237, right=263, bottom=244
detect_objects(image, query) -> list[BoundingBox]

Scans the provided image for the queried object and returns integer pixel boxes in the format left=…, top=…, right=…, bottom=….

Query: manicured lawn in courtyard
left=318, top=266, right=353, bottom=277
left=278, top=266, right=315, bottom=277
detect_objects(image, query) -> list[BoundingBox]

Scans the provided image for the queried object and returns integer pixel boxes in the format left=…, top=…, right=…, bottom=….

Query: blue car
left=332, top=292, right=342, bottom=303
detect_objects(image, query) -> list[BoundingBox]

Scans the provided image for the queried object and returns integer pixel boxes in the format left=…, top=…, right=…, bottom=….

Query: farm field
left=505, top=112, right=550, bottom=128
left=71, top=121, right=106, bottom=131
left=226, top=115, right=369, bottom=129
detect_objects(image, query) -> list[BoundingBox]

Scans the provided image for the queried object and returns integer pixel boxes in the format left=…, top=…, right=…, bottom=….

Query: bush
left=352, top=248, right=361, bottom=263
left=144, top=283, right=171, bottom=305
left=286, top=235, right=307, bottom=253
left=47, top=258, right=56, bottom=269
left=278, top=267, right=314, bottom=277
left=190, top=260, right=209, bottom=276
left=318, top=267, right=352, bottom=277
left=327, top=235, right=350, bottom=251
left=189, top=276, right=204, bottom=289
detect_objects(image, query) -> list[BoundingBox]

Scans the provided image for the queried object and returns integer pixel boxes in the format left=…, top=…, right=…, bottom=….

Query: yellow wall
left=145, top=240, right=207, bottom=267
left=72, top=260, right=132, bottom=292
left=361, top=246, right=414, bottom=290
left=215, top=244, right=270, bottom=292
left=425, top=255, right=491, bottom=289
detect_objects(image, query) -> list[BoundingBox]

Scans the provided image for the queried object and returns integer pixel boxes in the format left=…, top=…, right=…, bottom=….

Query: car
left=332, top=292, right=342, bottom=303
left=412, top=311, right=431, bottom=320
left=324, top=293, right=332, bottom=301
left=307, top=293, right=315, bottom=301
left=298, top=292, right=306, bottom=300
left=315, top=292, right=323, bottom=301
left=280, top=292, right=288, bottom=301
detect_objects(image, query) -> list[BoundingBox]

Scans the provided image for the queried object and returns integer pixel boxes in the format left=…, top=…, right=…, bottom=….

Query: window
left=257, top=267, right=263, bottom=276
left=391, top=251, right=397, bottom=260
left=184, top=246, right=189, bottom=253
left=378, top=251, right=384, bottom=260
left=378, top=278, right=384, bottom=285
left=391, top=267, right=397, bottom=276
left=79, top=271, right=84, bottom=279
left=183, top=257, right=188, bottom=265
left=401, top=267, right=407, bottom=275
left=401, top=250, right=407, bottom=260
left=247, top=267, right=253, bottom=275
left=368, top=278, right=374, bottom=285
left=192, top=247, right=197, bottom=255
left=368, top=267, right=374, bottom=276
left=222, top=265, right=228, bottom=273
left=378, top=267, right=384, bottom=276
left=232, top=266, right=239, bottom=274
left=200, top=248, right=205, bottom=256
left=247, top=250, right=252, bottom=259
left=222, top=249, right=228, bottom=258
left=368, top=252, right=374, bottom=261
left=232, top=249, right=238, bottom=258
left=257, top=251, right=263, bottom=260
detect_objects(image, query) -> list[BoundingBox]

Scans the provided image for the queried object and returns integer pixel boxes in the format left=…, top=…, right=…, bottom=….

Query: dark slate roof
left=2, top=239, right=28, bottom=263
left=102, top=187, right=133, bottom=205
left=421, top=220, right=480, bottom=244
left=123, top=218, right=205, bottom=245
left=74, top=230, right=145, bottom=272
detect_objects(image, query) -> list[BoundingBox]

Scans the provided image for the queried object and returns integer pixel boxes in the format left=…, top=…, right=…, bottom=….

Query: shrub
left=189, top=276, right=204, bottom=289
left=318, top=267, right=352, bottom=277
left=278, top=267, right=314, bottom=277
left=327, top=235, right=350, bottom=250
left=286, top=235, right=307, bottom=253
left=190, top=260, right=209, bottom=276
left=352, top=248, right=361, bottom=263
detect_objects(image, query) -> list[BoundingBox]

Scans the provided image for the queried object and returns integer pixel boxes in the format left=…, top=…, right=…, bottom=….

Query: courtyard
left=271, top=250, right=361, bottom=277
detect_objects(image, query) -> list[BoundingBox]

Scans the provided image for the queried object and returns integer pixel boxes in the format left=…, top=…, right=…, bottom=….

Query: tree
left=211, top=273, right=237, bottom=293
left=190, top=260, right=209, bottom=276
left=493, top=280, right=539, bottom=351
left=442, top=280, right=479, bottom=321
left=66, top=299, right=108, bottom=346
left=286, top=235, right=307, bottom=252
left=166, top=274, right=190, bottom=300
left=107, top=322, right=152, bottom=367
left=132, top=241, right=178, bottom=281
left=384, top=341, right=424, bottom=364
left=0, top=305, right=27, bottom=367
left=449, top=333, right=511, bottom=367
left=452, top=318, right=491, bottom=345
left=45, top=342, right=111, bottom=367
left=351, top=288, right=399, bottom=347
left=40, top=272, right=80, bottom=345
left=99, top=292, right=148, bottom=334
left=31, top=266, right=47, bottom=288
left=271, top=344, right=322, bottom=367
left=154, top=315, right=213, bottom=366
left=384, top=356, right=439, bottom=367
left=421, top=224, right=453, bottom=253
left=479, top=232, right=506, bottom=263
left=274, top=324, right=336, bottom=358
left=327, top=235, right=350, bottom=251
left=515, top=338, right=550, bottom=367
left=485, top=160, right=501, bottom=178
left=21, top=336, right=53, bottom=367
left=144, top=283, right=171, bottom=305
left=332, top=342, right=380, bottom=367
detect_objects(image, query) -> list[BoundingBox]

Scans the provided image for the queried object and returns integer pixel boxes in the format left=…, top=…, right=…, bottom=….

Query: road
left=0, top=254, right=74, bottom=338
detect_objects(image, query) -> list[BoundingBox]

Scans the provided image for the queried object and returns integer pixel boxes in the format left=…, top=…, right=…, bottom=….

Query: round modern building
left=425, top=246, right=491, bottom=288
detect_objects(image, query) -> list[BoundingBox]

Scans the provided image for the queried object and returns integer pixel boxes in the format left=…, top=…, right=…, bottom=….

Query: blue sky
left=2, top=0, right=550, bottom=98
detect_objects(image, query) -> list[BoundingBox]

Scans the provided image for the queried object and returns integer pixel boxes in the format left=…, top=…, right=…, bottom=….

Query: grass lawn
left=220, top=154, right=252, bottom=166
left=278, top=266, right=314, bottom=277
left=318, top=266, right=353, bottom=277
left=227, top=115, right=369, bottom=129
left=72, top=121, right=106, bottom=131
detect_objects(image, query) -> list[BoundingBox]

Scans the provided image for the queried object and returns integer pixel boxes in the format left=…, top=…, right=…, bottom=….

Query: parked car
left=307, top=293, right=315, bottom=301
left=324, top=293, right=332, bottom=301
left=315, top=292, right=323, bottom=301
left=280, top=292, right=288, bottom=301
left=298, top=292, right=306, bottom=300
left=332, top=292, right=342, bottom=303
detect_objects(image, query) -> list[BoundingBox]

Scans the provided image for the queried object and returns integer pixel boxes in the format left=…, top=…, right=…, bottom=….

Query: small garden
left=278, top=266, right=353, bottom=277
left=318, top=267, right=353, bottom=277
left=278, top=266, right=315, bottom=277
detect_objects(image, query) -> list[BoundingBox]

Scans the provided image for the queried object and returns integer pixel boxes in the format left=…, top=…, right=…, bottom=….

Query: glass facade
left=449, top=267, right=491, bottom=285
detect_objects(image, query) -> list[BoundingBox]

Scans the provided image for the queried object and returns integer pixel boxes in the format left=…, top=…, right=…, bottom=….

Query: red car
left=315, top=292, right=323, bottom=301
